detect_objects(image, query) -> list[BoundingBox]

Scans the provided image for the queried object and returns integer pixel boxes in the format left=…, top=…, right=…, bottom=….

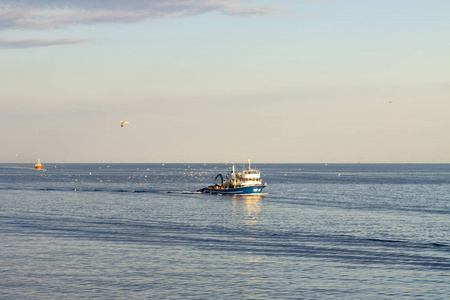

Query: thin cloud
left=0, top=38, right=88, bottom=48
left=0, top=0, right=280, bottom=30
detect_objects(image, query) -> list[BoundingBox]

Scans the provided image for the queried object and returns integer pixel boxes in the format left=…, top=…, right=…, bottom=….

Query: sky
left=1, top=0, right=449, bottom=163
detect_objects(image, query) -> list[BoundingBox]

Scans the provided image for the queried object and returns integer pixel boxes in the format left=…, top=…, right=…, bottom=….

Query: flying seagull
left=120, top=120, right=129, bottom=127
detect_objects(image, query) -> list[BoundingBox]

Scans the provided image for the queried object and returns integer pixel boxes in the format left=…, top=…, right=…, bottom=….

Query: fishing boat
left=35, top=159, right=42, bottom=170
left=198, top=160, right=266, bottom=195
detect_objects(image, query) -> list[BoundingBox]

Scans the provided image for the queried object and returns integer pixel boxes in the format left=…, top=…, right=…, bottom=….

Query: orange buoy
left=35, top=159, right=43, bottom=170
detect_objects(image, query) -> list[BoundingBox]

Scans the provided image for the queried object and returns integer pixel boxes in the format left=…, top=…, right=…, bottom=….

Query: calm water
left=1, top=163, right=449, bottom=299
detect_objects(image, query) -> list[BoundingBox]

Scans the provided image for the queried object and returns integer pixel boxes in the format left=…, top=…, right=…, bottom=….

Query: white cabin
left=229, top=160, right=264, bottom=187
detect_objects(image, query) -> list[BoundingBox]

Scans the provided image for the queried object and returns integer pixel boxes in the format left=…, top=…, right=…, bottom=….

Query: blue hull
left=199, top=185, right=266, bottom=195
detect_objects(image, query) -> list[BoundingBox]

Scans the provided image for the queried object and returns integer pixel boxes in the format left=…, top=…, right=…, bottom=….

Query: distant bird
left=120, top=120, right=129, bottom=127
left=388, top=100, right=393, bottom=103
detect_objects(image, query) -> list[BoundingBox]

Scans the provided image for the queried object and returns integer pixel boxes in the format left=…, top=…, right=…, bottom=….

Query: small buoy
left=35, top=159, right=43, bottom=170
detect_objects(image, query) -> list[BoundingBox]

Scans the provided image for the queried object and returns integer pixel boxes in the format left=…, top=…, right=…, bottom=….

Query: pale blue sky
left=1, top=0, right=449, bottom=163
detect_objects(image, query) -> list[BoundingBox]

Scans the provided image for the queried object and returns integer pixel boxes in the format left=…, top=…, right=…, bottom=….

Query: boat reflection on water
left=231, top=195, right=263, bottom=226
left=229, top=194, right=264, bottom=288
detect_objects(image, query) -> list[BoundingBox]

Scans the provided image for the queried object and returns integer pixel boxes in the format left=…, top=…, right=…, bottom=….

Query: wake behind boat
left=198, top=160, right=267, bottom=195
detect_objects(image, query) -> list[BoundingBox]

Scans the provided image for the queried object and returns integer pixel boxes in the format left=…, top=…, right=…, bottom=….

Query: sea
left=0, top=163, right=449, bottom=299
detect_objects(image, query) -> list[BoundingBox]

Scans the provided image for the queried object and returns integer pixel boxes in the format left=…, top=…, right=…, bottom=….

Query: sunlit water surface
left=1, top=163, right=449, bottom=299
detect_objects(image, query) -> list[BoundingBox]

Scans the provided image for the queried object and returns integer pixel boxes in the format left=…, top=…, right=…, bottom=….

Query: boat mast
left=232, top=165, right=236, bottom=186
